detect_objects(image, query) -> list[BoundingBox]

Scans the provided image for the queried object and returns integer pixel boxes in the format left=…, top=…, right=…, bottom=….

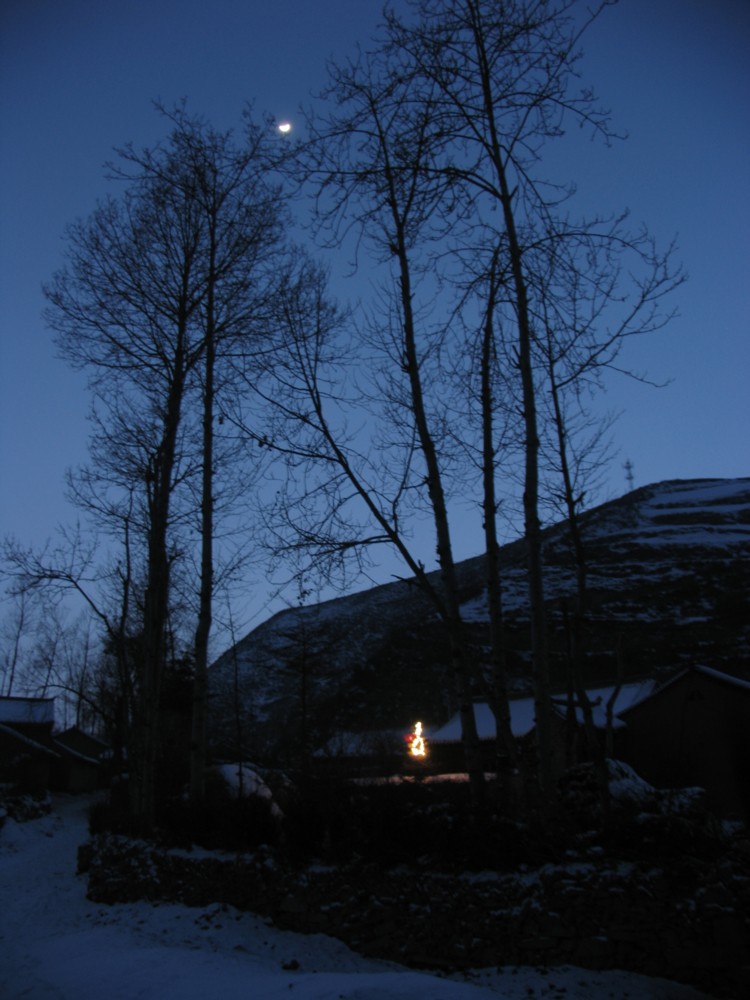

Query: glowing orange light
left=409, top=720, right=427, bottom=757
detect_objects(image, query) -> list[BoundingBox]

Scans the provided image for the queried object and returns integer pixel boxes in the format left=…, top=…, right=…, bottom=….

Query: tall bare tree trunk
left=496, top=167, right=553, bottom=806
left=547, top=350, right=610, bottom=819
left=480, top=264, right=517, bottom=775
left=190, top=253, right=216, bottom=808
left=465, top=9, right=554, bottom=807
left=131, top=340, right=186, bottom=833
left=395, top=235, right=485, bottom=807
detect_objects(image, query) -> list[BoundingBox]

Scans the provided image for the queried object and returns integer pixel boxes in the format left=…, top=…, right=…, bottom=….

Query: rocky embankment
left=84, top=829, right=750, bottom=999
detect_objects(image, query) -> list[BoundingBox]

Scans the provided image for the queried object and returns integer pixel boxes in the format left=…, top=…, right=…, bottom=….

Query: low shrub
left=87, top=762, right=730, bottom=871
left=0, top=792, right=51, bottom=824
left=281, top=777, right=539, bottom=870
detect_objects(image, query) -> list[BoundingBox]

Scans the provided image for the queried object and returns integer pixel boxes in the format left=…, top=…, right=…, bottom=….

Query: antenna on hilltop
left=623, top=459, right=635, bottom=492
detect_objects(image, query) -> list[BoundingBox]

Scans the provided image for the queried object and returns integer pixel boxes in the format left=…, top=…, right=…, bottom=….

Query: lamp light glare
left=409, top=720, right=427, bottom=758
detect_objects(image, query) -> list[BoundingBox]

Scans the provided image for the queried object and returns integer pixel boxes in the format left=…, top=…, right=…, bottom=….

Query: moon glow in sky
left=0, top=0, right=748, bottom=635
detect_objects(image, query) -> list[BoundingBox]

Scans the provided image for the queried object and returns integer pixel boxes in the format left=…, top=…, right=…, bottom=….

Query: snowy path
left=0, top=795, right=716, bottom=999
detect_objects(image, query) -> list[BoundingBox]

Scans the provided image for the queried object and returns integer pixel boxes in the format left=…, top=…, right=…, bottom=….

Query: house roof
left=0, top=722, right=60, bottom=758
left=429, top=680, right=656, bottom=744
left=51, top=737, right=101, bottom=767
left=55, top=727, right=109, bottom=757
left=617, top=664, right=750, bottom=717
left=551, top=680, right=656, bottom=729
left=430, top=697, right=535, bottom=743
left=0, top=697, right=55, bottom=726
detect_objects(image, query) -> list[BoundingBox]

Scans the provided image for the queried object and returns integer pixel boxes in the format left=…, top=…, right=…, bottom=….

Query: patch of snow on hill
left=585, top=478, right=750, bottom=542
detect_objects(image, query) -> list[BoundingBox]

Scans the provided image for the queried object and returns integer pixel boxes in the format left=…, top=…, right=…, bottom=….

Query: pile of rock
left=84, top=828, right=750, bottom=998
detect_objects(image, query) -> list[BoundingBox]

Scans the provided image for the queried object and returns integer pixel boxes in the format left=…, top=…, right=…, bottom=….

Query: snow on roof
left=692, top=664, right=750, bottom=692
left=0, top=697, right=55, bottom=725
left=430, top=680, right=655, bottom=743
left=430, top=698, right=536, bottom=743
left=551, top=680, right=656, bottom=729
left=618, top=664, right=750, bottom=716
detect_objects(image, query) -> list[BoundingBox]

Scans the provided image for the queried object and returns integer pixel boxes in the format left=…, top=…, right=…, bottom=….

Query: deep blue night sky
left=1, top=0, right=748, bottom=633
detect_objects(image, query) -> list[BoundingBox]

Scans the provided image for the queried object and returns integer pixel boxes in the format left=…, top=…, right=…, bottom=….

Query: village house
left=51, top=727, right=109, bottom=793
left=427, top=667, right=749, bottom=821
left=617, top=665, right=750, bottom=822
left=0, top=697, right=107, bottom=796
left=0, top=696, right=58, bottom=796
left=427, top=680, right=655, bottom=773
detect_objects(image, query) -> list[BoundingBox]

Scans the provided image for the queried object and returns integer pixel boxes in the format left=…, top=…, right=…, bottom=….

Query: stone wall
left=84, top=832, right=750, bottom=998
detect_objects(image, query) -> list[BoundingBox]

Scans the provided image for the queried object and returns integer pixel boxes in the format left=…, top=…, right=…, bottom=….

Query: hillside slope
left=209, top=478, right=750, bottom=763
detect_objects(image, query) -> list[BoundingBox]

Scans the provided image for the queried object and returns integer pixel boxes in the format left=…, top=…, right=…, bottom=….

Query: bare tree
left=0, top=587, right=34, bottom=697
left=110, top=104, right=290, bottom=806
left=2, top=518, right=140, bottom=743
left=44, top=158, right=208, bottom=827
left=528, top=218, right=684, bottom=813
left=253, top=0, right=685, bottom=819
left=273, top=43, right=488, bottom=802
left=42, top=105, right=290, bottom=828
left=371, top=0, right=687, bottom=809
left=475, top=258, right=520, bottom=772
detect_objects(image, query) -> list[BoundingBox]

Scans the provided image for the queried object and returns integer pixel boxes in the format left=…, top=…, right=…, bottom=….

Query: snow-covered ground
left=0, top=794, right=718, bottom=999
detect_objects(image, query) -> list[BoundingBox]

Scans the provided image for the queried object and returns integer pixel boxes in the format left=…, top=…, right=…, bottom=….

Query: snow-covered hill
left=0, top=794, right=719, bottom=999
left=209, top=478, right=750, bottom=762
